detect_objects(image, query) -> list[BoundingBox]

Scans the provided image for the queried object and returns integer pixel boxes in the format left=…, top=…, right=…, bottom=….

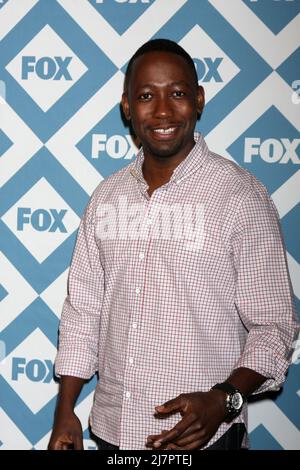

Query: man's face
left=122, top=51, right=204, bottom=161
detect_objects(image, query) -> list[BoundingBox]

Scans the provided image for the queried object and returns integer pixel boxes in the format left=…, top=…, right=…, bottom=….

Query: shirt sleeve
left=55, top=192, right=104, bottom=379
left=232, top=183, right=300, bottom=394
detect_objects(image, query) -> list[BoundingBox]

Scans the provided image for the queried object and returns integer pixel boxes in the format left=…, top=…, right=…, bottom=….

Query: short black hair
left=124, top=38, right=198, bottom=92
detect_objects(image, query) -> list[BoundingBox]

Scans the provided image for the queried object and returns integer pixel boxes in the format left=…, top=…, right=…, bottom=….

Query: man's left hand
left=146, top=390, right=227, bottom=450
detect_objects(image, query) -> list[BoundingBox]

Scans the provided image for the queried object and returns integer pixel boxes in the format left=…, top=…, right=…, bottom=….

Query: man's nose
left=154, top=94, right=173, bottom=118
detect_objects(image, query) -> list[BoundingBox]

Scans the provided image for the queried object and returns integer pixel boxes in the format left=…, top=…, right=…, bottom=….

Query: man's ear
left=196, top=86, right=205, bottom=116
left=121, top=92, right=131, bottom=121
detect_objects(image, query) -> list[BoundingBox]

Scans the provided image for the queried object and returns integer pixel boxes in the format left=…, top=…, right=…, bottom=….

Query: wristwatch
left=211, top=382, right=244, bottom=421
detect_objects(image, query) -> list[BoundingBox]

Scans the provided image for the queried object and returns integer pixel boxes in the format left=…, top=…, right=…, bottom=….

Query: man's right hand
left=48, top=376, right=86, bottom=450
left=48, top=411, right=83, bottom=450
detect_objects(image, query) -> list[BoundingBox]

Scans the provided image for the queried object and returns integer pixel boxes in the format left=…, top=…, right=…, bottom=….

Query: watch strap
left=211, top=382, right=243, bottom=396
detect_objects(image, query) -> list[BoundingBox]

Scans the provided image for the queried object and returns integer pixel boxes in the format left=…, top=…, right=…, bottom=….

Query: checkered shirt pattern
left=55, top=133, right=299, bottom=450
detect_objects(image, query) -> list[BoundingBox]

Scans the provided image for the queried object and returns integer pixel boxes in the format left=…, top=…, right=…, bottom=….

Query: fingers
left=146, top=430, right=168, bottom=448
left=147, top=421, right=202, bottom=446
left=52, top=439, right=72, bottom=450
left=150, top=415, right=195, bottom=448
left=61, top=442, right=72, bottom=450
left=74, top=435, right=84, bottom=450
left=155, top=395, right=185, bottom=414
left=166, top=422, right=203, bottom=443
left=50, top=433, right=82, bottom=450
left=172, top=431, right=205, bottom=447
left=166, top=438, right=204, bottom=450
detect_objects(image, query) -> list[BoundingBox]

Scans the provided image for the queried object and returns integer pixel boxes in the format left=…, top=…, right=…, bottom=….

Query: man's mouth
left=153, top=127, right=176, bottom=135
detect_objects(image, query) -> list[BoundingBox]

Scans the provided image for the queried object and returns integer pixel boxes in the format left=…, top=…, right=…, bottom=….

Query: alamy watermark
left=96, top=196, right=206, bottom=252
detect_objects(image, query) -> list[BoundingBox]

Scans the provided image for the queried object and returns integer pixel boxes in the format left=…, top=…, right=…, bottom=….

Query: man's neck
left=142, top=141, right=196, bottom=194
left=142, top=158, right=175, bottom=186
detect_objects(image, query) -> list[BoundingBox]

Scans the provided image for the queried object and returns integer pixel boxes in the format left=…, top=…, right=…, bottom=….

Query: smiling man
left=49, top=39, right=299, bottom=451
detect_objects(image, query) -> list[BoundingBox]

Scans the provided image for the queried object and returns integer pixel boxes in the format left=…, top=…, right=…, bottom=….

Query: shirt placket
left=119, top=184, right=166, bottom=449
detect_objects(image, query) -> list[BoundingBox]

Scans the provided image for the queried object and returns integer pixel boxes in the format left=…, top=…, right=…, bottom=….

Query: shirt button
left=135, top=287, right=141, bottom=294
left=125, top=391, right=131, bottom=399
left=129, top=357, right=134, bottom=364
left=132, top=322, right=137, bottom=329
left=139, top=253, right=145, bottom=260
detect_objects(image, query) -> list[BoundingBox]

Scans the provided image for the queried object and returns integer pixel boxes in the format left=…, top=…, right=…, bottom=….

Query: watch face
left=231, top=392, right=243, bottom=410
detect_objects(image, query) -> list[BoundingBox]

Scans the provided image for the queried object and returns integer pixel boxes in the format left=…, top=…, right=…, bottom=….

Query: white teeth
left=153, top=128, right=175, bottom=134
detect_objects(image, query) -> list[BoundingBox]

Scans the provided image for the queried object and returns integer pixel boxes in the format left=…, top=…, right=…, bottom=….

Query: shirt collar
left=129, top=132, right=209, bottom=187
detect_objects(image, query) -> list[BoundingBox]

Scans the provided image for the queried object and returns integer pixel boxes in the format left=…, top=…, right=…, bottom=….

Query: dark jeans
left=96, top=423, right=246, bottom=450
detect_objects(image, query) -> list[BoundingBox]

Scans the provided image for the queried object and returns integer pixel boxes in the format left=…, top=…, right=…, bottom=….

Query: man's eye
left=173, top=91, right=185, bottom=97
left=139, top=93, right=152, bottom=101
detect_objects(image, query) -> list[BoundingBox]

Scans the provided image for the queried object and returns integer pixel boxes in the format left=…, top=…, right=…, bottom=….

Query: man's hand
left=146, top=390, right=227, bottom=450
left=48, top=376, right=85, bottom=450
left=48, top=411, right=83, bottom=450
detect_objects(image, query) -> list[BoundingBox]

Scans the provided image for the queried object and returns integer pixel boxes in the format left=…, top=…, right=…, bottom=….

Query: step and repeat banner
left=0, top=0, right=299, bottom=450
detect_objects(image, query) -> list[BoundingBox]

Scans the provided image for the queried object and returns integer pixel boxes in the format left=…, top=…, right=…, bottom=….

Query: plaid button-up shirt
left=55, top=133, right=299, bottom=450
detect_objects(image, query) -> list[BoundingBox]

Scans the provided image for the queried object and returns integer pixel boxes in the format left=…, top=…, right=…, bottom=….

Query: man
left=49, top=39, right=299, bottom=450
